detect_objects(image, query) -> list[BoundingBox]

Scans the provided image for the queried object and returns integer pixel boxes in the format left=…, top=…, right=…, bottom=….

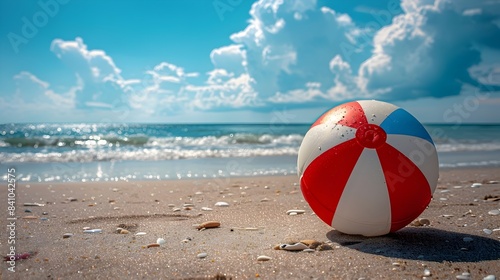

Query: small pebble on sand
left=197, top=252, right=208, bottom=259
left=257, top=255, right=272, bottom=261
left=135, top=232, right=147, bottom=236
left=63, top=233, right=73, bottom=239
left=22, top=216, right=38, bottom=219
left=483, top=229, right=493, bottom=235
left=83, top=229, right=102, bottom=233
left=456, top=272, right=472, bottom=280
left=471, top=183, right=482, bottom=188
left=156, top=238, right=166, bottom=245
left=215, top=201, right=229, bottom=207
left=488, top=209, right=500, bottom=216
left=24, top=202, right=45, bottom=207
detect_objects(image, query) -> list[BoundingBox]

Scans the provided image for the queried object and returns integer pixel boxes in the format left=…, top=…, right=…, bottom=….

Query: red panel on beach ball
left=298, top=100, right=438, bottom=236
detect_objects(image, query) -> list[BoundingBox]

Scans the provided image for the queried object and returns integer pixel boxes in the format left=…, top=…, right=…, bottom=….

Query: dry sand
left=1, top=167, right=499, bottom=279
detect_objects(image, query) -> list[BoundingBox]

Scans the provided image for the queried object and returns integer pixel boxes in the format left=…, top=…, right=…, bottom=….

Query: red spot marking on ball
left=355, top=124, right=387, bottom=149
left=376, top=144, right=432, bottom=232
left=312, top=101, right=368, bottom=129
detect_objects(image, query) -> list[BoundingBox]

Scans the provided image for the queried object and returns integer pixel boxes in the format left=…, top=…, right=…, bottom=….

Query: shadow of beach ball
left=297, top=100, right=439, bottom=237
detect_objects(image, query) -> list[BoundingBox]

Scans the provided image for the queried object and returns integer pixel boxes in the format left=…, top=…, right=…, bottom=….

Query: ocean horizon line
left=2, top=122, right=500, bottom=126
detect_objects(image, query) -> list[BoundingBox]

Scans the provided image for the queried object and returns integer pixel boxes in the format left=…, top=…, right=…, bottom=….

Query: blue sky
left=1, top=0, right=499, bottom=124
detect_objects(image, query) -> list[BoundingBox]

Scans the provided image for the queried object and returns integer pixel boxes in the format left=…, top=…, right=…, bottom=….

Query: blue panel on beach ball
left=380, top=108, right=434, bottom=144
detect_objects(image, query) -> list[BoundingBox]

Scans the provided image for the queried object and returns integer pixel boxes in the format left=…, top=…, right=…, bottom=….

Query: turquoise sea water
left=1, top=123, right=499, bottom=182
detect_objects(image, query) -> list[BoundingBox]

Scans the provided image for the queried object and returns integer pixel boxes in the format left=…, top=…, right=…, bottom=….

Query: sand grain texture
left=1, top=168, right=499, bottom=279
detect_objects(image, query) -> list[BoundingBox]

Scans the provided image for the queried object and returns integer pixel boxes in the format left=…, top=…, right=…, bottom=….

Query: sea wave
left=0, top=147, right=300, bottom=163
left=0, top=133, right=304, bottom=148
left=436, top=143, right=500, bottom=152
left=1, top=135, right=150, bottom=148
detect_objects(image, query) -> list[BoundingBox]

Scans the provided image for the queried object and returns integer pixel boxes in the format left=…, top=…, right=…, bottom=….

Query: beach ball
left=298, top=100, right=438, bottom=236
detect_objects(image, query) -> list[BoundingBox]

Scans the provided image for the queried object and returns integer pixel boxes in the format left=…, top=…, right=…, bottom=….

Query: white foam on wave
left=147, top=134, right=304, bottom=147
left=436, top=143, right=500, bottom=152
left=0, top=146, right=301, bottom=163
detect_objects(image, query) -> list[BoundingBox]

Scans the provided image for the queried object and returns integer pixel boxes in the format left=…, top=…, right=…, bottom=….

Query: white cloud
left=269, top=82, right=324, bottom=103
left=358, top=0, right=500, bottom=100
left=50, top=37, right=134, bottom=109
left=185, top=73, right=259, bottom=110
left=14, top=71, right=49, bottom=90
left=463, top=8, right=482, bottom=16
left=13, top=71, right=77, bottom=107
left=210, top=45, right=247, bottom=76
left=228, top=0, right=364, bottom=102
left=6, top=0, right=500, bottom=122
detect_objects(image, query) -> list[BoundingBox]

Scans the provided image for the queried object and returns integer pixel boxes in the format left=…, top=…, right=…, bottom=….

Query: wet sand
left=1, top=167, right=499, bottom=279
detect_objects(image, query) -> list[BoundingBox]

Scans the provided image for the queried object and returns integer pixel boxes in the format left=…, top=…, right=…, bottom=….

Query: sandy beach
left=1, top=167, right=499, bottom=279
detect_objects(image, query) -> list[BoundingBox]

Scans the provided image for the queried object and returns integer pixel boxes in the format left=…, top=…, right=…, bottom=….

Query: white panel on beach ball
left=297, top=100, right=439, bottom=237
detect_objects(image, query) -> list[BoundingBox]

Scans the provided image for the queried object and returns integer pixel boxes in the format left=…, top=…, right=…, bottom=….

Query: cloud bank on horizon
left=2, top=0, right=500, bottom=123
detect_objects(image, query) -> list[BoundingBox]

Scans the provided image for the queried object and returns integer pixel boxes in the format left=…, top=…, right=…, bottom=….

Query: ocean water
left=1, top=123, right=499, bottom=183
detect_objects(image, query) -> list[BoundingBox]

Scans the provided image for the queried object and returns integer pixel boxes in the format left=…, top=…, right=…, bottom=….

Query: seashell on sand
left=418, top=218, right=430, bottom=226
left=300, top=239, right=322, bottom=249
left=317, top=243, right=333, bottom=251
left=279, top=242, right=309, bottom=251
left=286, top=209, right=305, bottom=215
left=257, top=255, right=272, bottom=261
left=197, top=221, right=221, bottom=230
